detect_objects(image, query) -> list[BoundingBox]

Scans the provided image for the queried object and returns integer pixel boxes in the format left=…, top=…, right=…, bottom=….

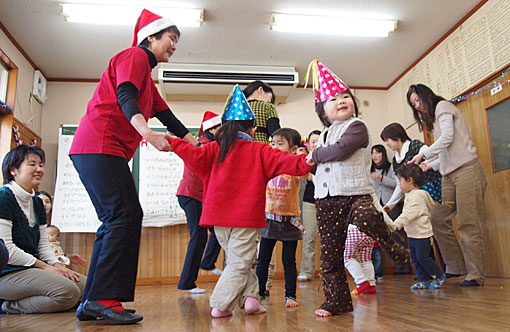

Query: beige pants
left=211, top=226, right=260, bottom=312
left=431, top=159, right=487, bottom=284
left=0, top=268, right=86, bottom=313
left=299, top=201, right=318, bottom=278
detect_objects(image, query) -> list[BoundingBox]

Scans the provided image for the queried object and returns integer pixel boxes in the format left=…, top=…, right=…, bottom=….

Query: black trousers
left=71, top=154, right=143, bottom=302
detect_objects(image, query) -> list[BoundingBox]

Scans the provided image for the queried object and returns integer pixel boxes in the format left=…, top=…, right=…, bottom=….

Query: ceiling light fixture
left=60, top=4, right=203, bottom=27
left=269, top=13, right=397, bottom=37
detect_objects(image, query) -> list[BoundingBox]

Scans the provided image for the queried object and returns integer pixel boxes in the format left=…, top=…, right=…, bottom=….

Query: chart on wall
left=52, top=125, right=198, bottom=233
left=401, top=0, right=510, bottom=100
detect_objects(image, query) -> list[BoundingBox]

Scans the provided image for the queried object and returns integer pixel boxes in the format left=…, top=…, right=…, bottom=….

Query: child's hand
left=296, top=147, right=307, bottom=155
left=306, top=152, right=315, bottom=167
left=69, top=254, right=88, bottom=267
left=383, top=205, right=391, bottom=214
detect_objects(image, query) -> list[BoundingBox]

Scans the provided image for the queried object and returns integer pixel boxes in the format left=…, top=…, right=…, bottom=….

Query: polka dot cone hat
left=304, top=59, right=349, bottom=103
left=221, top=84, right=256, bottom=121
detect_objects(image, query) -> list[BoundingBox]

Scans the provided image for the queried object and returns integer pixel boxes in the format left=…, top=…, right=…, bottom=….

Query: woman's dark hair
left=395, top=163, right=426, bottom=187
left=36, top=190, right=52, bottom=203
left=272, top=128, right=302, bottom=148
left=315, top=89, right=359, bottom=127
left=407, top=84, right=445, bottom=132
left=215, top=119, right=256, bottom=165
left=2, top=145, right=45, bottom=184
left=380, top=123, right=412, bottom=143
left=242, top=81, right=275, bottom=104
left=370, top=144, right=391, bottom=175
left=308, top=130, right=321, bottom=140
left=139, top=26, right=181, bottom=48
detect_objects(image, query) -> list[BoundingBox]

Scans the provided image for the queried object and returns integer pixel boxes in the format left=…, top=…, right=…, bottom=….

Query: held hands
left=419, top=161, right=432, bottom=172
left=296, top=147, right=308, bottom=155
left=305, top=151, right=315, bottom=167
left=371, top=172, right=382, bottom=180
left=409, top=152, right=425, bottom=165
left=146, top=130, right=173, bottom=152
left=68, top=254, right=87, bottom=267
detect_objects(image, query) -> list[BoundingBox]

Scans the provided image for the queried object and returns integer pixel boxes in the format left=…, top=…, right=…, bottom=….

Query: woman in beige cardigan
left=407, top=84, right=487, bottom=287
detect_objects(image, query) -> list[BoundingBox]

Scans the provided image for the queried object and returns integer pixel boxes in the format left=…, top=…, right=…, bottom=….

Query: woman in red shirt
left=69, top=9, right=198, bottom=324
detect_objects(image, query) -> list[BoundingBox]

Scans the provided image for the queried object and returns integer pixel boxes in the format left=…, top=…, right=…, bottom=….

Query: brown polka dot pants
left=316, top=194, right=409, bottom=314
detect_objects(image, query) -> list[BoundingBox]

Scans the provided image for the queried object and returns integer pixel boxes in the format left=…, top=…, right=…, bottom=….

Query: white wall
left=0, top=29, right=43, bottom=135
left=40, top=82, right=391, bottom=193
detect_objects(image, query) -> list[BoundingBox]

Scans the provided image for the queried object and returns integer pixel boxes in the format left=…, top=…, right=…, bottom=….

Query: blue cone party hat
left=221, top=85, right=256, bottom=121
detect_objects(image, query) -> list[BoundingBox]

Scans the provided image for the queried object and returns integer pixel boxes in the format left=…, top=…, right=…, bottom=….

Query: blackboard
left=52, top=125, right=198, bottom=232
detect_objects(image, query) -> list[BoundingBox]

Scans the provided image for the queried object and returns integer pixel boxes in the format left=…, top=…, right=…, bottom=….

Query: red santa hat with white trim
left=132, top=9, right=176, bottom=46
left=198, top=111, right=222, bottom=135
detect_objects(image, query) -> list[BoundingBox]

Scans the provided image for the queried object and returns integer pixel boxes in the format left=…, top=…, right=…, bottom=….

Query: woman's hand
left=410, top=153, right=425, bottom=165
left=371, top=172, right=382, bottom=180
left=42, top=263, right=81, bottom=282
left=146, top=130, right=173, bottom=152
left=69, top=254, right=87, bottom=267
left=383, top=205, right=391, bottom=214
left=420, top=161, right=432, bottom=172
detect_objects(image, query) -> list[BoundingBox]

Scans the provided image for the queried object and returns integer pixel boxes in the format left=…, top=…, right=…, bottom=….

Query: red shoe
left=352, top=281, right=371, bottom=295
left=364, top=285, right=377, bottom=294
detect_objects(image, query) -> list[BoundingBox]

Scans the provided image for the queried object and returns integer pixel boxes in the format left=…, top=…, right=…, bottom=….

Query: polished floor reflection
left=1, top=275, right=508, bottom=332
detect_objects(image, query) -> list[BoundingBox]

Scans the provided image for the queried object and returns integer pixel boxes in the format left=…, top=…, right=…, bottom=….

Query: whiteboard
left=52, top=125, right=198, bottom=232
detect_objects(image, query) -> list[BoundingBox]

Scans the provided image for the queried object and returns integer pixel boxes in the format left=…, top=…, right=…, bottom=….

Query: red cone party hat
left=132, top=9, right=176, bottom=46
left=198, top=111, right=221, bottom=135
left=304, top=59, right=349, bottom=103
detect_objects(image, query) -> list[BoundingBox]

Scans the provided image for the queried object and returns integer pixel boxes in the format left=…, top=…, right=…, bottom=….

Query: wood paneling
left=60, top=225, right=323, bottom=284
left=11, top=117, right=42, bottom=149
left=454, top=67, right=510, bottom=277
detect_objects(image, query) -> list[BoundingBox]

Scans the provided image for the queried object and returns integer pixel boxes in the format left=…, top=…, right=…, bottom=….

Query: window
left=487, top=97, right=510, bottom=172
left=0, top=61, right=8, bottom=103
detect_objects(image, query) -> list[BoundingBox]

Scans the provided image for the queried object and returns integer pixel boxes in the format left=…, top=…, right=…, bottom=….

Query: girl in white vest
left=304, top=60, right=410, bottom=317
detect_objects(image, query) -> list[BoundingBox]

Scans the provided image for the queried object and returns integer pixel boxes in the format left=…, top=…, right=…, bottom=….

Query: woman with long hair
left=407, top=84, right=487, bottom=287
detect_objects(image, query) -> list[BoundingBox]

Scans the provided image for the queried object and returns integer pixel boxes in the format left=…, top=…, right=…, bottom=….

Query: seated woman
left=0, top=145, right=86, bottom=314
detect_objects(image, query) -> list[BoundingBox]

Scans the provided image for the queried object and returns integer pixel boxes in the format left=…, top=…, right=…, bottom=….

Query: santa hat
left=132, top=9, right=176, bottom=46
left=198, top=111, right=221, bottom=135
left=221, top=85, right=256, bottom=121
left=304, top=59, right=349, bottom=103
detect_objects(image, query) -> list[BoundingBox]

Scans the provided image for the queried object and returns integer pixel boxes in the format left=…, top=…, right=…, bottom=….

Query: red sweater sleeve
left=170, top=138, right=216, bottom=179
left=259, top=144, right=313, bottom=180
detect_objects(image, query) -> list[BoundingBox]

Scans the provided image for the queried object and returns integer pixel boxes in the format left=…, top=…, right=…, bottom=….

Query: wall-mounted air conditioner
left=157, top=63, right=299, bottom=104
left=32, top=70, right=47, bottom=103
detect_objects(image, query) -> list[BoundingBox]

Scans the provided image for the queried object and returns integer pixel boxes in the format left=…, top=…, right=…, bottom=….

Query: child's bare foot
left=285, top=297, right=299, bottom=308
left=244, top=296, right=265, bottom=314
left=315, top=309, right=332, bottom=317
left=211, top=308, right=232, bottom=318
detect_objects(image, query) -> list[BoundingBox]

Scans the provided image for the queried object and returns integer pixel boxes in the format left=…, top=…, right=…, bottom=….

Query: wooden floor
left=1, top=275, right=509, bottom=332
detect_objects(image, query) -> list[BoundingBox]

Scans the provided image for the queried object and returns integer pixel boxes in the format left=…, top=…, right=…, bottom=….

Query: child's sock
left=96, top=299, right=124, bottom=311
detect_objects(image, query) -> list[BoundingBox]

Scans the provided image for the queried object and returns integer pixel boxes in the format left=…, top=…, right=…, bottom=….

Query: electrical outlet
left=491, top=85, right=502, bottom=96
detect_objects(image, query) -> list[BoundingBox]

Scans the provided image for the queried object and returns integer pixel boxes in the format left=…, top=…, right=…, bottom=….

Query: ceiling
left=0, top=0, right=482, bottom=88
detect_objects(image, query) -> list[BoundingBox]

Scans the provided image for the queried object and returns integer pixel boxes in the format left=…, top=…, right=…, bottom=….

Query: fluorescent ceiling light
left=60, top=4, right=203, bottom=27
left=269, top=13, right=397, bottom=37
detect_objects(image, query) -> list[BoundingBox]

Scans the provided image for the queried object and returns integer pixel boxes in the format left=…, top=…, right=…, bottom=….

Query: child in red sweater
left=169, top=85, right=314, bottom=318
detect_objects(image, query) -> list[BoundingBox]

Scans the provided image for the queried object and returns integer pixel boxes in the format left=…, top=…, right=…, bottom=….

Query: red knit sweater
left=170, top=138, right=312, bottom=228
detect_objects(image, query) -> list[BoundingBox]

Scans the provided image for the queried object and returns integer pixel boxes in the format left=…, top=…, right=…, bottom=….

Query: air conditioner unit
left=157, top=63, right=299, bottom=104
left=32, top=70, right=47, bottom=103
